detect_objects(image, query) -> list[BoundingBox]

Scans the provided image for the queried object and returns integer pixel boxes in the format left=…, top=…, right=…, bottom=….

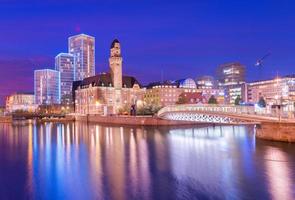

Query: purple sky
left=0, top=0, right=295, bottom=105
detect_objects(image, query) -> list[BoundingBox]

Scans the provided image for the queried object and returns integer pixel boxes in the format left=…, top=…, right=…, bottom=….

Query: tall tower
left=68, top=33, right=95, bottom=81
left=109, top=39, right=122, bottom=89
left=55, top=53, right=75, bottom=104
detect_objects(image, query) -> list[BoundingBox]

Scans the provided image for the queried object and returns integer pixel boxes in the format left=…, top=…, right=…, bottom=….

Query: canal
left=0, top=122, right=294, bottom=199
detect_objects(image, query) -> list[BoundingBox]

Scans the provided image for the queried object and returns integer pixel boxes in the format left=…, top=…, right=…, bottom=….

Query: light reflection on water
left=0, top=122, right=294, bottom=200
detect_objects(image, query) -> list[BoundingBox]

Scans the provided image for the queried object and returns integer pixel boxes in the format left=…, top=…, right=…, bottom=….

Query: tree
left=118, top=104, right=130, bottom=115
left=176, top=95, right=187, bottom=104
left=208, top=95, right=217, bottom=104
left=234, top=95, right=241, bottom=105
left=258, top=97, right=266, bottom=107
left=136, top=104, right=162, bottom=116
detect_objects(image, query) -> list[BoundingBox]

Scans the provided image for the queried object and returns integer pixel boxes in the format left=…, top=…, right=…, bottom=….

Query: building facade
left=144, top=83, right=184, bottom=107
left=196, top=76, right=216, bottom=89
left=55, top=53, right=75, bottom=104
left=200, top=88, right=225, bottom=104
left=5, top=92, right=37, bottom=113
left=34, top=69, right=61, bottom=105
left=144, top=80, right=225, bottom=107
left=216, top=62, right=246, bottom=104
left=75, top=75, right=144, bottom=115
left=178, top=92, right=204, bottom=104
left=247, top=75, right=295, bottom=109
left=144, top=78, right=197, bottom=107
left=216, top=62, right=245, bottom=86
left=74, top=40, right=145, bottom=115
left=225, top=83, right=247, bottom=104
left=68, top=33, right=95, bottom=80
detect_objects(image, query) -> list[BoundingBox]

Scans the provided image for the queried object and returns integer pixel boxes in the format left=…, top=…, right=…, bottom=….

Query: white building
left=5, top=92, right=37, bottom=113
left=68, top=33, right=95, bottom=80
left=55, top=53, right=75, bottom=104
left=247, top=75, right=295, bottom=109
left=34, top=69, right=61, bottom=105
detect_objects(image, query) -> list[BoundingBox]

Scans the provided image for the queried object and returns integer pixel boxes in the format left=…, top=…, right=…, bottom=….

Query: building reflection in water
left=0, top=122, right=294, bottom=199
left=264, top=146, right=293, bottom=200
left=167, top=126, right=250, bottom=199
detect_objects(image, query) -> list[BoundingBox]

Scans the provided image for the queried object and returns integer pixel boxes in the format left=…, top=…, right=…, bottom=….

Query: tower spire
left=109, top=39, right=123, bottom=89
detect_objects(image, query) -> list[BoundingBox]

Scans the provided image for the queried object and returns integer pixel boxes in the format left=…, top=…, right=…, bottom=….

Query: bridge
left=157, top=104, right=294, bottom=124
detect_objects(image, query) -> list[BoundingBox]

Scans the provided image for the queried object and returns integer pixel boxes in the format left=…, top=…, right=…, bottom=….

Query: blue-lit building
left=34, top=69, right=61, bottom=105
left=68, top=33, right=95, bottom=81
left=55, top=53, right=75, bottom=104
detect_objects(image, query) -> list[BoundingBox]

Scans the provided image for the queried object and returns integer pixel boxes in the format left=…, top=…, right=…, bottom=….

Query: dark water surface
left=0, top=122, right=294, bottom=200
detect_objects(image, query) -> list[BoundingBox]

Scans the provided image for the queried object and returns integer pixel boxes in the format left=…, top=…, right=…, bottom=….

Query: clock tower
left=109, top=39, right=122, bottom=89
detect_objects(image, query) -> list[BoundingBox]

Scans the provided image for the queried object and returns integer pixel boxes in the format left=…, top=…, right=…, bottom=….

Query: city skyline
left=1, top=1, right=295, bottom=104
left=1, top=2, right=295, bottom=199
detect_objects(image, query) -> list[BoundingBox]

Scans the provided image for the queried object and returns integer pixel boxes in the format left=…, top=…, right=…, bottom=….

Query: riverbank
left=37, top=115, right=75, bottom=123
left=256, top=122, right=295, bottom=142
left=0, top=116, right=12, bottom=123
left=75, top=114, right=201, bottom=126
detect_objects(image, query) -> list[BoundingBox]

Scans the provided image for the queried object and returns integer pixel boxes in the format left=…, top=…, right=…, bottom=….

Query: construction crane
left=255, top=53, right=271, bottom=67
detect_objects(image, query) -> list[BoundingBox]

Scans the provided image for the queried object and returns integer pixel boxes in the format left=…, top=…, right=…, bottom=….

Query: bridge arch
left=157, top=104, right=268, bottom=124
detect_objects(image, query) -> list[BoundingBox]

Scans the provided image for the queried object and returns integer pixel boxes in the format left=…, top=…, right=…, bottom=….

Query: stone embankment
left=37, top=115, right=75, bottom=123
left=75, top=114, right=200, bottom=126
left=0, top=116, right=12, bottom=123
left=256, top=122, right=295, bottom=142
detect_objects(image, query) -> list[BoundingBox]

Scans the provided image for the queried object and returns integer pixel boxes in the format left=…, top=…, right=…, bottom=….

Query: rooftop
left=68, top=33, right=95, bottom=40
left=73, top=73, right=141, bottom=90
left=55, top=53, right=74, bottom=58
left=111, top=39, right=120, bottom=48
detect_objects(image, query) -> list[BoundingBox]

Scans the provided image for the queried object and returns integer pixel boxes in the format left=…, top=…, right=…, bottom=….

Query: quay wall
left=0, top=116, right=12, bottom=123
left=37, top=115, right=75, bottom=123
left=75, top=115, right=200, bottom=126
left=256, top=122, right=295, bottom=142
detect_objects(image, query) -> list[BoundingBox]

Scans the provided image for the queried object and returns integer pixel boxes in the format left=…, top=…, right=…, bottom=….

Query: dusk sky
left=0, top=0, right=295, bottom=104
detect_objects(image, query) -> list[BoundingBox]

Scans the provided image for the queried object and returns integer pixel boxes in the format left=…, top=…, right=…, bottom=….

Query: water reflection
left=0, top=122, right=294, bottom=199
left=264, top=147, right=293, bottom=200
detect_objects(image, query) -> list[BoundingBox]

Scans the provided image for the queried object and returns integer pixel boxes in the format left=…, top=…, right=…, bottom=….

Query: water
left=0, top=122, right=294, bottom=200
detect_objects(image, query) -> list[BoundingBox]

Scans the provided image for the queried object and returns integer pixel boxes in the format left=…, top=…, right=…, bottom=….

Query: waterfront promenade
left=2, top=104, right=295, bottom=142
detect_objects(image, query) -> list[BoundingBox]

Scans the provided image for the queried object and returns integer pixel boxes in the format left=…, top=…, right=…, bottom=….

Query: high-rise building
left=216, top=62, right=246, bottom=104
left=68, top=33, right=95, bottom=80
left=34, top=69, right=60, bottom=105
left=143, top=78, right=225, bottom=106
left=109, top=39, right=123, bottom=89
left=216, top=62, right=245, bottom=86
left=55, top=53, right=75, bottom=104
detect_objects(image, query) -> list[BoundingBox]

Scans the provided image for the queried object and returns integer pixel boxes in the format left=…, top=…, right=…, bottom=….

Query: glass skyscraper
left=55, top=53, right=75, bottom=104
left=34, top=69, right=61, bottom=105
left=68, top=33, right=95, bottom=81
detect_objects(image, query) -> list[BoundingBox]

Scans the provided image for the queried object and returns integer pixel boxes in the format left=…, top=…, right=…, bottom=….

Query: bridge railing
left=158, top=104, right=266, bottom=117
